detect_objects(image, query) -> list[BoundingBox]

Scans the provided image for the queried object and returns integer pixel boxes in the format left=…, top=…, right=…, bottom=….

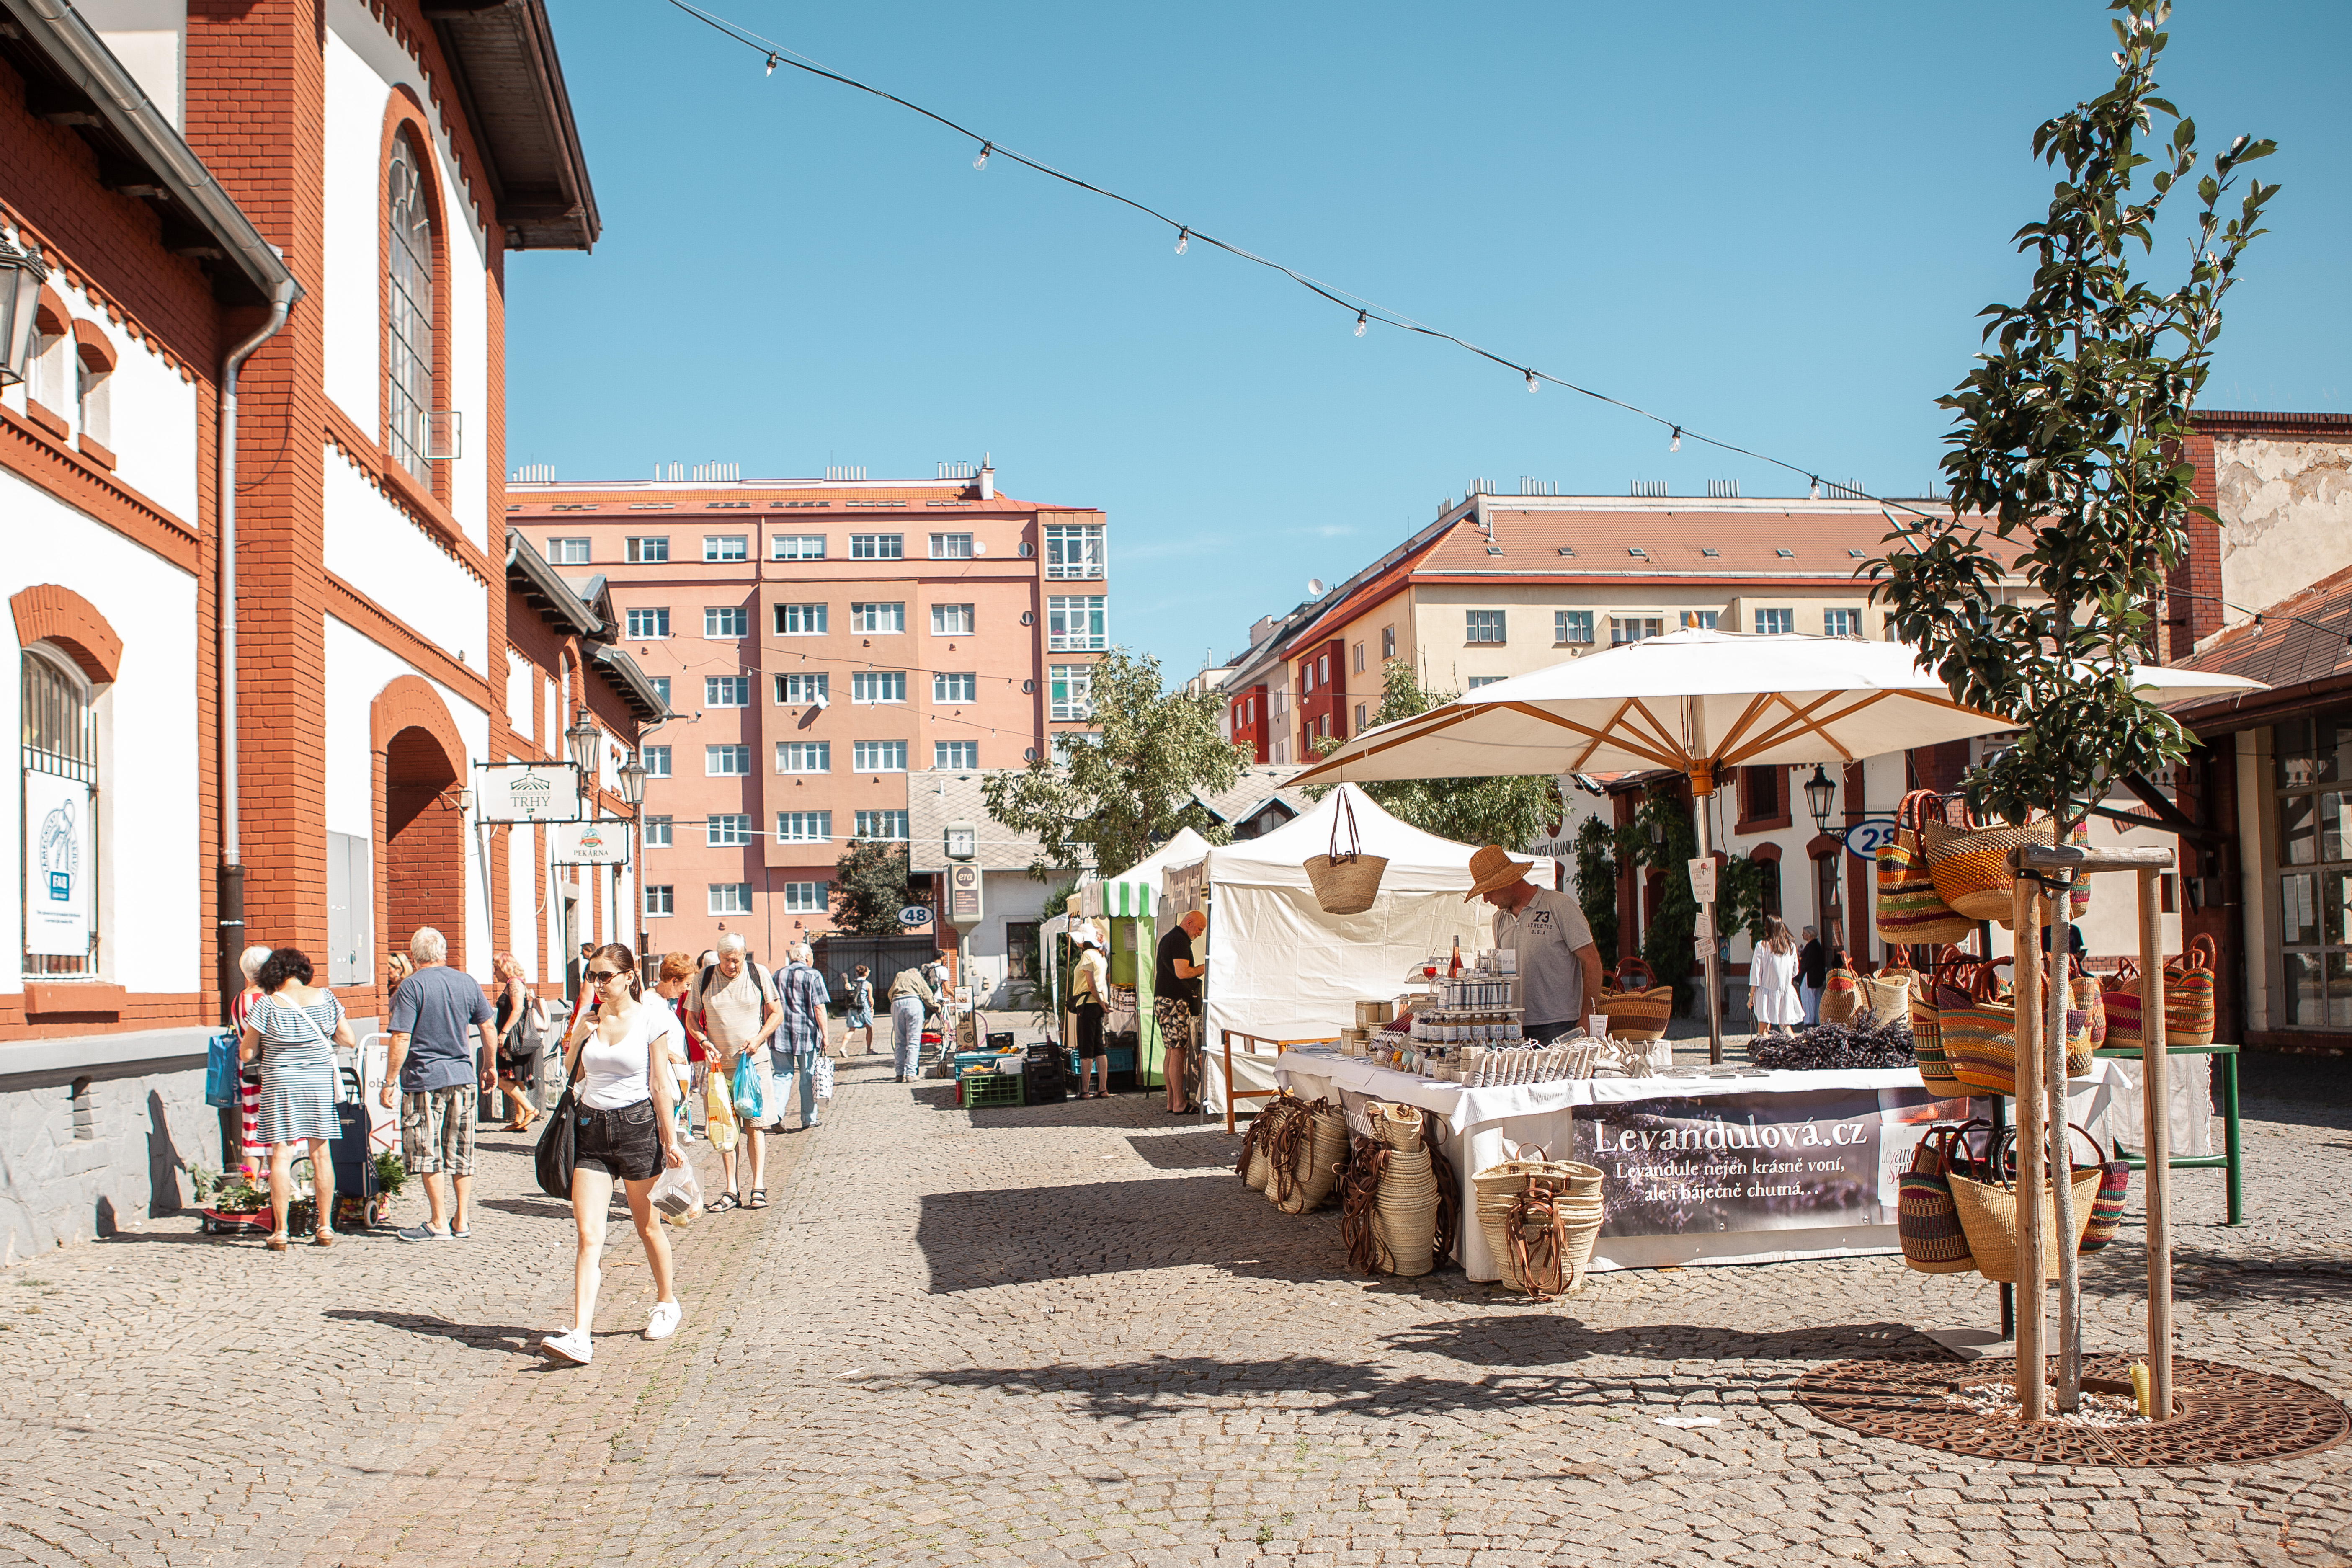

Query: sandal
left=709, top=1192, right=740, bottom=1213
left=748, top=1189, right=769, bottom=1209
left=312, top=1229, right=336, bottom=1249
left=265, top=1233, right=289, bottom=1251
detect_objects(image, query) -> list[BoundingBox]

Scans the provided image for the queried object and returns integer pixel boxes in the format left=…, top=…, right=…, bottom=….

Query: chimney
left=978, top=454, right=994, bottom=502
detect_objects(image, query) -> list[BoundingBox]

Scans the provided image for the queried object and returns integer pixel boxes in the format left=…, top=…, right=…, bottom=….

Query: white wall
left=80, top=0, right=186, bottom=130
left=2212, top=436, right=2352, bottom=628
left=321, top=445, right=488, bottom=659
left=321, top=0, right=493, bottom=549
left=0, top=274, right=199, bottom=523
left=505, top=813, right=539, bottom=983
left=0, top=475, right=200, bottom=997
left=321, top=616, right=493, bottom=977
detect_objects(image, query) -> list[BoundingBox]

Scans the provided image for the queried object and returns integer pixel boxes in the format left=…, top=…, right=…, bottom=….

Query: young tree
left=981, top=648, right=1247, bottom=880
left=1305, top=659, right=1558, bottom=852
left=830, top=838, right=920, bottom=935
left=1868, top=0, right=2275, bottom=1411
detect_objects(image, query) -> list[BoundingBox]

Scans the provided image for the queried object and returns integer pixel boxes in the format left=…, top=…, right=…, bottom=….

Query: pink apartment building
left=507, top=463, right=1107, bottom=963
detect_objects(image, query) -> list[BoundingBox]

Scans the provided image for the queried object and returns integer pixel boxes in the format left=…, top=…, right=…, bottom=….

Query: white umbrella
left=1294, top=628, right=2263, bottom=1056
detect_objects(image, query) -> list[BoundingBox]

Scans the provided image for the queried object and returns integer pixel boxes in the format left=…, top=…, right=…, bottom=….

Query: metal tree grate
left=1792, top=1351, right=2350, bottom=1467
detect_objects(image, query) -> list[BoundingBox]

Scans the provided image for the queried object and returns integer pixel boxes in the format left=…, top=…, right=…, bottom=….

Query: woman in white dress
left=1748, top=916, right=1805, bottom=1038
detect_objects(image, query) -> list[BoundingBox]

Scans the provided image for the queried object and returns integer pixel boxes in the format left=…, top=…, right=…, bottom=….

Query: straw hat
left=1463, top=844, right=1536, bottom=900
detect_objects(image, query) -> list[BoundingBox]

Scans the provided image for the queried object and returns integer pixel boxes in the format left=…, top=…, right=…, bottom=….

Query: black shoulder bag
left=534, top=1035, right=588, bottom=1199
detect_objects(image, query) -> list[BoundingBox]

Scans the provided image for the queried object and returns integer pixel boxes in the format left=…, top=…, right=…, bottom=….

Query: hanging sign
left=1843, top=818, right=1899, bottom=861
left=947, top=863, right=983, bottom=926
left=552, top=818, right=630, bottom=865
left=475, top=760, right=582, bottom=823
left=1686, top=856, right=1718, bottom=904
left=24, top=771, right=90, bottom=957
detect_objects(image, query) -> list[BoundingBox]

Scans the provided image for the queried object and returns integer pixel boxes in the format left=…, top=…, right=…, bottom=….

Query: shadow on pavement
left=1124, top=1127, right=1247, bottom=1171
left=324, top=1307, right=548, bottom=1354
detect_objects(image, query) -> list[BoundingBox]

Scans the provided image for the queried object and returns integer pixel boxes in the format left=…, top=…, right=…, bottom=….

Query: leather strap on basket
left=1505, top=1173, right=1572, bottom=1302
left=1264, top=1100, right=1308, bottom=1203
left=1614, top=956, right=1657, bottom=990
left=1422, top=1108, right=1460, bottom=1266
left=1328, top=790, right=1366, bottom=867
left=1338, top=1134, right=1389, bottom=1275
left=2168, top=933, right=2218, bottom=978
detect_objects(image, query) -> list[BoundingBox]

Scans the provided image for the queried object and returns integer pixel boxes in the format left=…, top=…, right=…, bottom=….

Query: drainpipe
left=217, top=279, right=298, bottom=1021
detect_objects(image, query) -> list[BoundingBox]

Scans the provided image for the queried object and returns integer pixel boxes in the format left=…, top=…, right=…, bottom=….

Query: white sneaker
left=539, top=1328, right=593, bottom=1364
left=645, top=1300, right=683, bottom=1341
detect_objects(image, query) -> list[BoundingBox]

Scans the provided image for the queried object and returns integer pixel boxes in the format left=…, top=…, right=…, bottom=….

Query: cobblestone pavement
left=2, top=1049, right=2347, bottom=1568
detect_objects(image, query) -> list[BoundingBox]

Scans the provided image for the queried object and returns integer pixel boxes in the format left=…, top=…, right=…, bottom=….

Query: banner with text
left=24, top=770, right=91, bottom=957
left=1572, top=1086, right=1976, bottom=1237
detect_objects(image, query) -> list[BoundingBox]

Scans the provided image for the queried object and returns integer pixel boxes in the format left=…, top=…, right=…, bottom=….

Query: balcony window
left=1044, top=523, right=1105, bottom=579
left=1046, top=596, right=1107, bottom=651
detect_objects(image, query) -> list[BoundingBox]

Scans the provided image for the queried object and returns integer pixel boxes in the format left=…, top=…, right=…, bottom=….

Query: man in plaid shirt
left=770, top=943, right=833, bottom=1132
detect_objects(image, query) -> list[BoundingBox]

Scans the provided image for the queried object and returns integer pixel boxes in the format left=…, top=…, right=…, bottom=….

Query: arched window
left=386, top=127, right=436, bottom=482
left=22, top=645, right=98, bottom=976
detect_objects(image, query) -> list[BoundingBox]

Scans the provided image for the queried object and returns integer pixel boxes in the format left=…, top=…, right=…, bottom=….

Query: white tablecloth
left=1272, top=1050, right=2122, bottom=1281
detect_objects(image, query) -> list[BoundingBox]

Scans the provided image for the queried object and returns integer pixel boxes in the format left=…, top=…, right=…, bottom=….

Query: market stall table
left=1273, top=1047, right=2124, bottom=1282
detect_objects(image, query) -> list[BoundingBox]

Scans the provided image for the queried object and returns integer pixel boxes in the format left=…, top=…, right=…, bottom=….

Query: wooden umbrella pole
left=2011, top=874, right=2046, bottom=1421
left=2138, top=867, right=2174, bottom=1417
left=2045, top=884, right=2082, bottom=1413
left=1689, top=760, right=1724, bottom=1067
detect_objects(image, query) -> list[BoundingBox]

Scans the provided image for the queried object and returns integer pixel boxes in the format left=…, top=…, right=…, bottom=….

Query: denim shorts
left=574, top=1099, right=661, bottom=1181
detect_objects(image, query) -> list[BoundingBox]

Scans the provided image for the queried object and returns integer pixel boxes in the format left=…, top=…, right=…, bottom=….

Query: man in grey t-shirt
left=381, top=926, right=497, bottom=1240
left=1466, top=846, right=1603, bottom=1044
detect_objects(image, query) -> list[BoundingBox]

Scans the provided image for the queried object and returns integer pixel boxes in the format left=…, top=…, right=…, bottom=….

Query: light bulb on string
left=1173, top=227, right=1189, bottom=255
left=1353, top=310, right=1367, bottom=338
left=1669, top=427, right=1681, bottom=453
left=764, top=52, right=778, bottom=75
left=972, top=142, right=992, bottom=171
left=1809, top=476, right=1821, bottom=501
left=1525, top=369, right=1540, bottom=394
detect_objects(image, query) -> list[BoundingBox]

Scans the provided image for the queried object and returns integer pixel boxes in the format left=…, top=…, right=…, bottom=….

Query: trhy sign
left=553, top=819, right=630, bottom=866
left=947, top=863, right=983, bottom=926
left=475, top=760, right=583, bottom=823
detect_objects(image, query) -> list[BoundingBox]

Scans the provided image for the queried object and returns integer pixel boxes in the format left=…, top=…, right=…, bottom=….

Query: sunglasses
left=587, top=968, right=624, bottom=983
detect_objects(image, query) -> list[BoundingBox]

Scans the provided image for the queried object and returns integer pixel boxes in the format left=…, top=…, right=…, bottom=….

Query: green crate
left=961, top=1071, right=1023, bottom=1109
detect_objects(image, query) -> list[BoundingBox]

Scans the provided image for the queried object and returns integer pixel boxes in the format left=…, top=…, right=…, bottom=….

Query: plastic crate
left=960, top=1072, right=1024, bottom=1109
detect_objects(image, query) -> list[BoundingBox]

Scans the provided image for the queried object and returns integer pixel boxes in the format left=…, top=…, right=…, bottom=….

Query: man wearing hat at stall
left=1467, top=846, right=1603, bottom=1045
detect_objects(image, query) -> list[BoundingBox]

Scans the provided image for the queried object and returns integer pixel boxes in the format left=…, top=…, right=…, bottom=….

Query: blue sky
left=508, top=1, right=2350, bottom=676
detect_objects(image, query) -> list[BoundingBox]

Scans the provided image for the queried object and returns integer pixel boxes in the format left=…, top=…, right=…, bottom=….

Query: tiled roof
left=906, top=769, right=1074, bottom=875
left=1414, top=503, right=2030, bottom=579
left=2172, top=561, right=2352, bottom=694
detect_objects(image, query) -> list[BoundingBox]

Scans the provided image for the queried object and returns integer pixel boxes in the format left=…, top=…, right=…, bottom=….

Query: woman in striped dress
left=238, top=947, right=355, bottom=1251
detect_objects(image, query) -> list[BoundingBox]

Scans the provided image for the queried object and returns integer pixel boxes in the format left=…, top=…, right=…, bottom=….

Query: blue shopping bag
left=732, top=1051, right=766, bottom=1120
left=204, top=1030, right=241, bottom=1109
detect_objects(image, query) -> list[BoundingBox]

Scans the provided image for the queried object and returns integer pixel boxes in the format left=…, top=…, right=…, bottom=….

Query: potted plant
left=370, top=1147, right=407, bottom=1227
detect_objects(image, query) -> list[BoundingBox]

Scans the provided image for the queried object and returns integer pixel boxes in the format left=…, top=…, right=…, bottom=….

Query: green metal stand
left=2093, top=1042, right=2243, bottom=1226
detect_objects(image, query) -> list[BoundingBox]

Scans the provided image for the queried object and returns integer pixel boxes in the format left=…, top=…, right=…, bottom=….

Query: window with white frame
left=703, top=535, right=748, bottom=562
left=1381, top=625, right=1396, bottom=659
left=1466, top=676, right=1505, bottom=689
left=929, top=532, right=973, bottom=559
left=1681, top=610, right=1718, bottom=630
left=708, top=883, right=754, bottom=916
left=934, top=671, right=976, bottom=703
left=641, top=745, right=671, bottom=776
left=851, top=670, right=906, bottom=704
left=1556, top=610, right=1594, bottom=644
left=26, top=314, right=65, bottom=416
left=850, top=534, right=902, bottom=560
left=775, top=602, right=827, bottom=635
left=1611, top=616, right=1663, bottom=644
left=626, top=607, right=670, bottom=639
left=546, top=538, right=589, bottom=564
left=642, top=815, right=673, bottom=848
left=931, top=603, right=975, bottom=636
left=935, top=740, right=979, bottom=769
left=775, top=672, right=829, bottom=704
left=855, top=809, right=909, bottom=840
left=1352, top=642, right=1364, bottom=674
left=852, top=740, right=907, bottom=772
left=1755, top=608, right=1794, bottom=635
left=776, top=741, right=830, bottom=772
left=771, top=534, right=825, bottom=560
left=850, top=602, right=905, bottom=634
left=1050, top=663, right=1093, bottom=721
left=650, top=676, right=671, bottom=708
left=782, top=881, right=825, bottom=914
left=1465, top=609, right=1506, bottom=644
left=705, top=745, right=750, bottom=775
left=705, top=606, right=748, bottom=638
left=1823, top=608, right=1860, bottom=637
left=1044, top=523, right=1105, bottom=579
left=1356, top=702, right=1368, bottom=730
left=385, top=127, right=437, bottom=482
left=644, top=885, right=674, bottom=917
left=706, top=814, right=752, bottom=846
left=74, top=344, right=111, bottom=450
left=626, top=536, right=669, bottom=563
left=705, top=676, right=749, bottom=707
left=1047, top=596, right=1106, bottom=650
left=776, top=810, right=831, bottom=843
left=21, top=645, right=99, bottom=976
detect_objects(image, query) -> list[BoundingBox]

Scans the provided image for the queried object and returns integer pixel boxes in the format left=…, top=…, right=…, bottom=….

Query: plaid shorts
left=400, top=1086, right=476, bottom=1176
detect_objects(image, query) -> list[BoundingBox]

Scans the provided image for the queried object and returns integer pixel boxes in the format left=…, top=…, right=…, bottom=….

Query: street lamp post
left=1803, top=765, right=1837, bottom=837
left=565, top=709, right=600, bottom=779
left=618, top=753, right=647, bottom=814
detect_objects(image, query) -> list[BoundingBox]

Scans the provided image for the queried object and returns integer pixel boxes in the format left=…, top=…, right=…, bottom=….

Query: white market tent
left=1199, top=784, right=1552, bottom=1119
left=1078, top=826, right=1211, bottom=920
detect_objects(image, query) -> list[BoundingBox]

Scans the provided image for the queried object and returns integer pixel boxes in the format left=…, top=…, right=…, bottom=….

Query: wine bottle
left=1448, top=936, right=1463, bottom=978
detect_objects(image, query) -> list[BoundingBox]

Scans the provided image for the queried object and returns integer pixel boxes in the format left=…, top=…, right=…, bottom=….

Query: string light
left=1174, top=227, right=1189, bottom=255
left=1670, top=427, right=1681, bottom=452
left=1525, top=369, right=1539, bottom=394
left=764, top=52, right=778, bottom=75
left=675, top=0, right=1937, bottom=517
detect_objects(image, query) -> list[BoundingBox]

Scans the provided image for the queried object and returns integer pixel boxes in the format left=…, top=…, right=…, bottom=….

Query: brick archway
left=10, top=584, right=122, bottom=684
left=371, top=676, right=468, bottom=977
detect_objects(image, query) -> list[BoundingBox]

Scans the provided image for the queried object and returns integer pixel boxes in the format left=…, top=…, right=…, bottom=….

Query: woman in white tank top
left=539, top=942, right=687, bottom=1366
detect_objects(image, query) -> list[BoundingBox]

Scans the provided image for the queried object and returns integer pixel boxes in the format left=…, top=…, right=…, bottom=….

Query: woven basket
left=1374, top=1146, right=1440, bottom=1277
left=1857, top=970, right=1912, bottom=1023
left=1819, top=966, right=1862, bottom=1025
left=1303, top=790, right=1387, bottom=915
left=1596, top=957, right=1674, bottom=1041
left=2166, top=934, right=2218, bottom=1049
left=1924, top=808, right=2056, bottom=924
left=2101, top=957, right=2146, bottom=1051
left=1896, top=1126, right=1978, bottom=1275
left=1937, top=969, right=2092, bottom=1097
left=1277, top=1102, right=1351, bottom=1214
left=1877, top=790, right=1976, bottom=945
left=2073, top=967, right=2107, bottom=1051
left=1948, top=1166, right=2104, bottom=1284
left=1374, top=1099, right=1426, bottom=1150
left=1891, top=952, right=1955, bottom=1086
left=1473, top=1156, right=1604, bottom=1296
